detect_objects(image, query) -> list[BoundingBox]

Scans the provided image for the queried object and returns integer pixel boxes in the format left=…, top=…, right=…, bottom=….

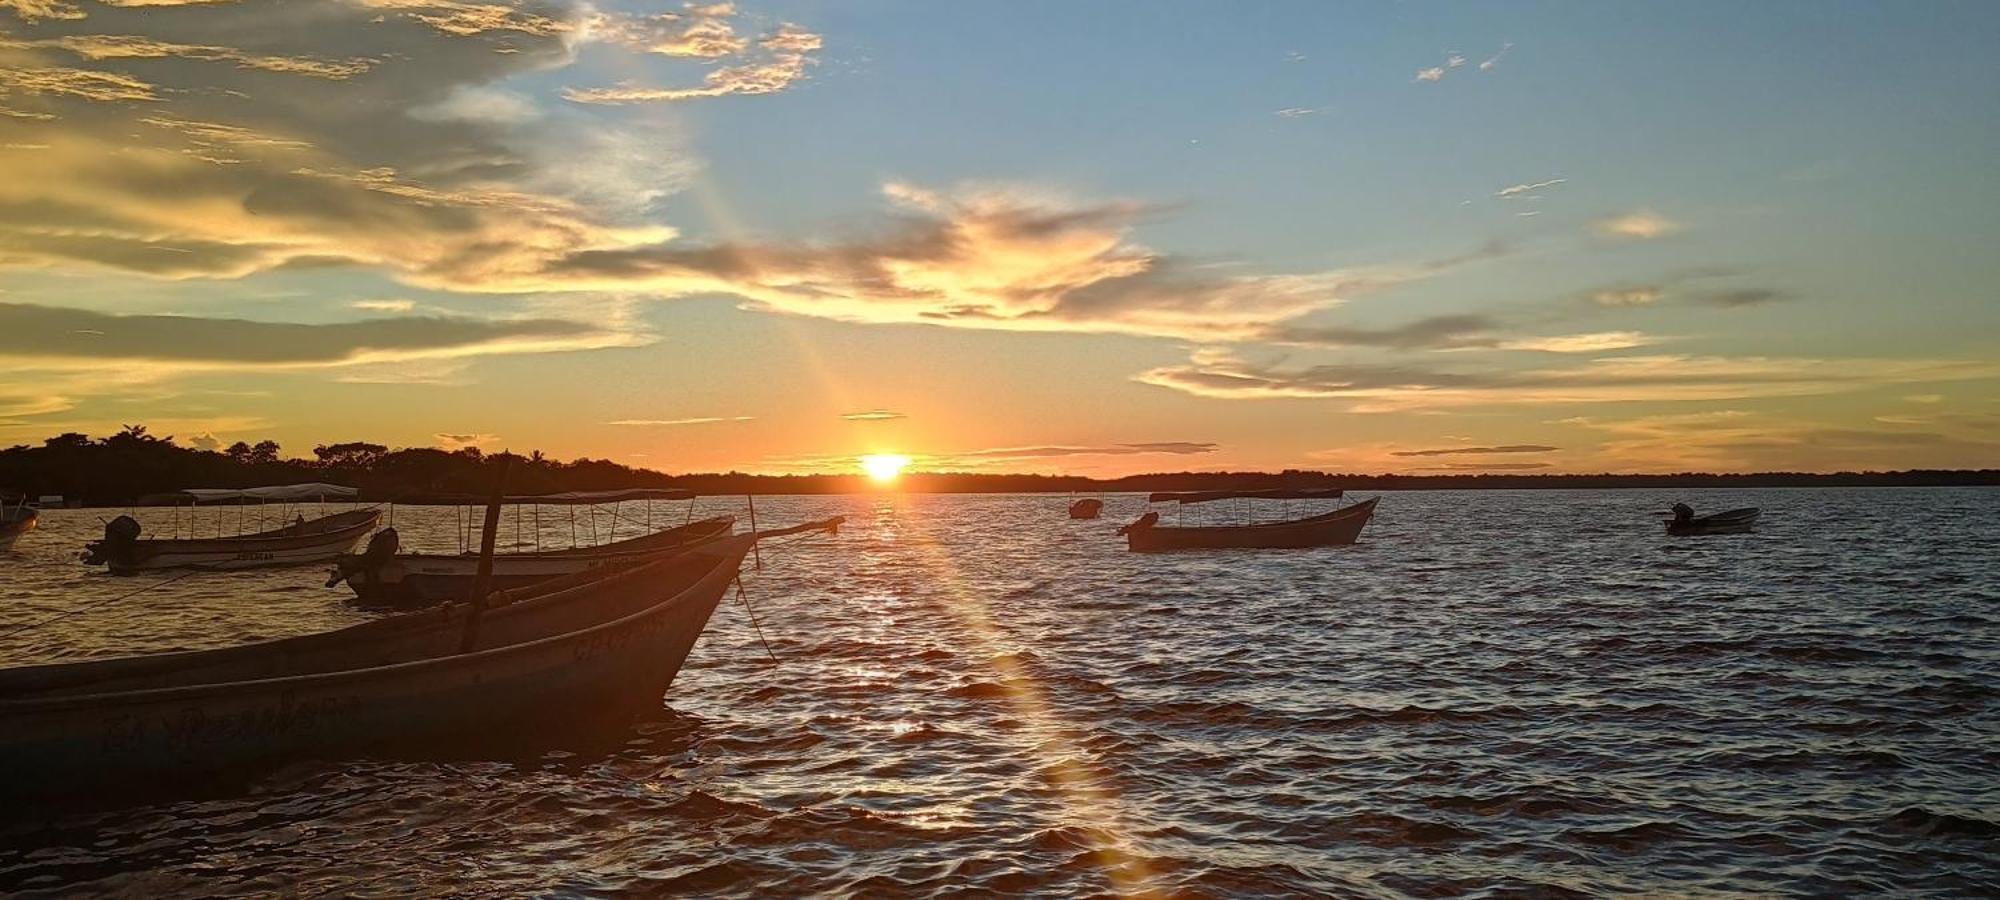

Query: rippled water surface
left=2, top=489, right=1996, bottom=896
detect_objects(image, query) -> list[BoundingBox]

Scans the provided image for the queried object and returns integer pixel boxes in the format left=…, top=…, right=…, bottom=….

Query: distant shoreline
left=5, top=429, right=1994, bottom=504
left=32, top=481, right=2000, bottom=508
left=660, top=470, right=2000, bottom=496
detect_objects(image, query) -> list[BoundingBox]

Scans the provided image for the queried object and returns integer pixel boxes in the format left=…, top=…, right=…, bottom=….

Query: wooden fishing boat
left=0, top=496, right=35, bottom=552
left=330, top=514, right=736, bottom=609
left=1068, top=498, right=1104, bottom=519
left=1665, top=506, right=1759, bottom=536
left=1119, top=491, right=1377, bottom=552
left=0, top=536, right=755, bottom=793
left=82, top=506, right=382, bottom=574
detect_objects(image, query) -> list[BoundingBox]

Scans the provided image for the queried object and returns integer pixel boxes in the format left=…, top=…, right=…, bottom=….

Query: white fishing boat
left=1118, top=489, right=1378, bottom=552
left=81, top=483, right=380, bottom=574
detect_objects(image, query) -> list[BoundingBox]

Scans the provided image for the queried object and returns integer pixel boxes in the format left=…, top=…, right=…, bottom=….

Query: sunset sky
left=2, top=1, right=1996, bottom=475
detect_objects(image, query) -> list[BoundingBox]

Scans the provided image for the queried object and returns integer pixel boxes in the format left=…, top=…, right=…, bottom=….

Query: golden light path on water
left=870, top=495, right=1163, bottom=897
left=499, top=79, right=1151, bottom=884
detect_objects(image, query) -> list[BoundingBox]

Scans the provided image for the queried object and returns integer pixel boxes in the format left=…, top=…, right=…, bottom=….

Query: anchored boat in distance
left=1665, top=503, right=1760, bottom=536
left=1118, top=488, right=1377, bottom=552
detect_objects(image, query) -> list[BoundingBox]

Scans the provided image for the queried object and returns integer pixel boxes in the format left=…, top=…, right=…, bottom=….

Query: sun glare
left=860, top=454, right=911, bottom=483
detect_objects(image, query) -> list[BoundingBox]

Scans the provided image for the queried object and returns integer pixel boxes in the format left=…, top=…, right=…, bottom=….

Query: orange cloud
left=565, top=24, right=821, bottom=103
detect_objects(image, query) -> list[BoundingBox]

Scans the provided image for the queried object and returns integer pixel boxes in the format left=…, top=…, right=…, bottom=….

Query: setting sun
left=859, top=454, right=912, bottom=483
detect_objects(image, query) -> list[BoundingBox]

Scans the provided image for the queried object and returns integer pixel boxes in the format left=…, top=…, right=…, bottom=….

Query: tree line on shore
left=3, top=427, right=1994, bottom=506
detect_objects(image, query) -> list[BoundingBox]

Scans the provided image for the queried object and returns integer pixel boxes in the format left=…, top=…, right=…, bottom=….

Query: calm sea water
left=1, top=489, right=1995, bottom=896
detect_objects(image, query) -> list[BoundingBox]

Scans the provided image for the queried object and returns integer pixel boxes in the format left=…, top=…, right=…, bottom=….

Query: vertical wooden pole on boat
left=459, top=455, right=511, bottom=654
left=746, top=493, right=762, bottom=571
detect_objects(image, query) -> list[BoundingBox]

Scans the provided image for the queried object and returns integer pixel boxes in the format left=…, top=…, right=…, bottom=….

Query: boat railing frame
left=1146, top=490, right=1355, bottom=529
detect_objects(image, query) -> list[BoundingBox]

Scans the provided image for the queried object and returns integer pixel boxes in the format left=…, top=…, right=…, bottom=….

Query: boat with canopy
left=328, top=489, right=739, bottom=609
left=0, top=535, right=758, bottom=793
left=1117, top=488, right=1378, bottom=552
left=81, top=483, right=379, bottom=574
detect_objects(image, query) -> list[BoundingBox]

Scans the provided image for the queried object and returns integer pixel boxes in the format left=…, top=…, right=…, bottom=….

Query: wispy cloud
left=1694, top=287, right=1788, bottom=307
left=1416, top=43, right=1509, bottom=82
left=1137, top=349, right=2000, bottom=412
left=1418, top=462, right=1551, bottom=470
left=0, top=33, right=372, bottom=79
left=1, top=1, right=86, bottom=22
left=1566, top=410, right=2000, bottom=472
left=1495, top=177, right=1565, bottom=200
left=1591, top=287, right=1666, bottom=307
left=840, top=409, right=906, bottom=421
left=350, top=299, right=416, bottom=313
left=447, top=181, right=1488, bottom=343
left=434, top=431, right=498, bottom=450
left=1497, top=331, right=1660, bottom=353
left=959, top=442, right=1218, bottom=460
left=1587, top=271, right=1789, bottom=309
left=1594, top=210, right=1680, bottom=240
left=1393, top=444, right=1557, bottom=457
left=565, top=25, right=821, bottom=103
left=605, top=416, right=754, bottom=426
left=1264, top=314, right=1498, bottom=350
left=0, top=302, right=630, bottom=367
left=589, top=2, right=748, bottom=58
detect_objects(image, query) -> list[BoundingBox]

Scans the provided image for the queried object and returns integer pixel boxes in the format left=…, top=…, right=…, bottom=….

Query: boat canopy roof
left=398, top=488, right=696, bottom=506
left=176, top=483, right=360, bottom=503
left=1147, top=488, right=1345, bottom=504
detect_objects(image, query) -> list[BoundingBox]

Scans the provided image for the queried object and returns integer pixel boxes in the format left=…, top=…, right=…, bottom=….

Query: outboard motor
left=1116, top=511, right=1160, bottom=536
left=328, top=527, right=399, bottom=591
left=82, top=515, right=142, bottom=567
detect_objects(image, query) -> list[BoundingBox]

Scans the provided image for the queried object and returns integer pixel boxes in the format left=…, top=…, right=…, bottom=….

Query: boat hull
left=338, top=516, right=734, bottom=608
left=0, top=539, right=750, bottom=792
left=0, top=508, right=34, bottom=551
left=1666, top=507, right=1760, bottom=536
left=87, top=509, right=382, bottom=574
left=1124, top=497, right=1378, bottom=552
left=1068, top=499, right=1103, bottom=520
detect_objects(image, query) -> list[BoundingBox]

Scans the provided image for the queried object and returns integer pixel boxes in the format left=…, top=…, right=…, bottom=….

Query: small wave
left=944, top=681, right=1012, bottom=700
left=1884, top=807, right=2000, bottom=839
left=1566, top=820, right=1696, bottom=852
left=1323, top=810, right=1478, bottom=847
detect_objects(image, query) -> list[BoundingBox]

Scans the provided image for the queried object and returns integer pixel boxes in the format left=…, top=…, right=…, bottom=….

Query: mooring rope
left=0, top=570, right=200, bottom=639
left=732, top=575, right=778, bottom=662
